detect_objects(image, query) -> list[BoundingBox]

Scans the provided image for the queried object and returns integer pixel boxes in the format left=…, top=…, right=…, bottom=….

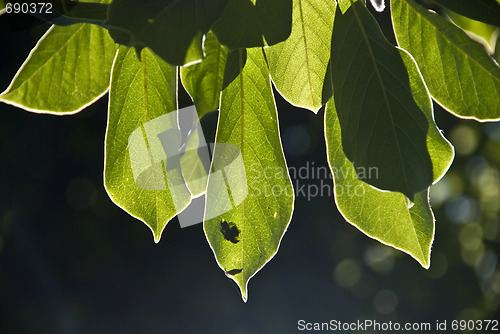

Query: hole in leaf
left=220, top=219, right=240, bottom=244
left=226, top=268, right=243, bottom=275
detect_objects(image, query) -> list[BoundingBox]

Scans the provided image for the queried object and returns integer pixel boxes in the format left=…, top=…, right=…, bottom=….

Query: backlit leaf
left=265, top=0, right=336, bottom=112
left=105, top=46, right=192, bottom=242
left=204, top=48, right=294, bottom=302
left=180, top=31, right=227, bottom=118
left=392, top=0, right=500, bottom=120
left=325, top=102, right=435, bottom=268
left=0, top=24, right=117, bottom=114
left=324, top=35, right=454, bottom=268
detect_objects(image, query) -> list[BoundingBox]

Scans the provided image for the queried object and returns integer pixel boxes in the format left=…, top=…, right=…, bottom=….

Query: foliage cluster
left=1, top=0, right=500, bottom=300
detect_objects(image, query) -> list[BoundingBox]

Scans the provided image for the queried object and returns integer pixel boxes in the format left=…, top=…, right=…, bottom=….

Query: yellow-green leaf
left=105, top=46, right=192, bottom=242
left=0, top=24, right=117, bottom=114
left=392, top=0, right=500, bottom=120
left=265, top=0, right=336, bottom=112
left=204, top=48, right=294, bottom=301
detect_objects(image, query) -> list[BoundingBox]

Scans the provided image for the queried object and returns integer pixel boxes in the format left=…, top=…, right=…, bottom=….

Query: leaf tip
left=152, top=230, right=162, bottom=244
left=240, top=287, right=248, bottom=303
left=419, top=256, right=431, bottom=270
left=226, top=272, right=248, bottom=302
left=0, top=89, right=9, bottom=101
left=419, top=246, right=432, bottom=270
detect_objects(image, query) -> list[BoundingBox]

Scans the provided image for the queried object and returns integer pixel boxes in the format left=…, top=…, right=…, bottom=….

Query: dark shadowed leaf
left=330, top=2, right=433, bottom=200
left=431, top=0, right=500, bottom=27
left=324, top=35, right=454, bottom=268
left=325, top=101, right=435, bottom=268
left=106, top=0, right=227, bottom=65
left=211, top=0, right=292, bottom=48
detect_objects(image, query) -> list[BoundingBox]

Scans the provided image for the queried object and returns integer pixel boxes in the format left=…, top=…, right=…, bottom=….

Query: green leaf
left=330, top=2, right=433, bottom=200
left=324, top=33, right=454, bottom=269
left=106, top=0, right=227, bottom=66
left=431, top=0, right=500, bottom=27
left=180, top=31, right=228, bottom=118
left=0, top=0, right=5, bottom=12
left=325, top=102, right=435, bottom=268
left=204, top=48, right=294, bottom=302
left=265, top=0, right=336, bottom=112
left=391, top=0, right=500, bottom=121
left=0, top=24, right=117, bottom=114
left=212, top=0, right=292, bottom=48
left=105, top=46, right=192, bottom=243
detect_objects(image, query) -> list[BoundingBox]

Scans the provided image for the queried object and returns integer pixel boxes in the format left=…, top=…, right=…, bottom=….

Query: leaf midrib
left=141, top=49, right=169, bottom=239
left=298, top=0, right=316, bottom=106
left=239, top=48, right=246, bottom=279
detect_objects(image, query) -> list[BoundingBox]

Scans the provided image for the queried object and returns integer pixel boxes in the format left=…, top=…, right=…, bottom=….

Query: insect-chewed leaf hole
left=220, top=219, right=240, bottom=244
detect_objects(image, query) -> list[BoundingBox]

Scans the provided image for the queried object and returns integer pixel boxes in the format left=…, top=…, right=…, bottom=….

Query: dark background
left=0, top=7, right=499, bottom=334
